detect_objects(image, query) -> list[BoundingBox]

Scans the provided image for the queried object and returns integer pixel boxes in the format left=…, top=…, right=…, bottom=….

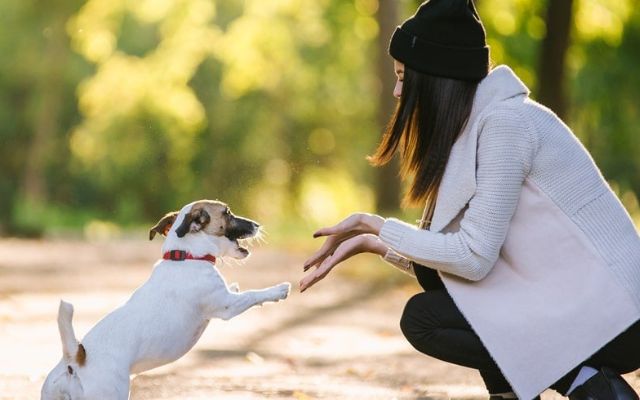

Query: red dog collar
left=163, top=250, right=216, bottom=264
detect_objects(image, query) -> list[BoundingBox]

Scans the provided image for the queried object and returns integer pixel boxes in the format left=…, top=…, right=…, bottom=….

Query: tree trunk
left=21, top=16, right=66, bottom=205
left=537, top=0, right=574, bottom=120
left=374, top=0, right=401, bottom=213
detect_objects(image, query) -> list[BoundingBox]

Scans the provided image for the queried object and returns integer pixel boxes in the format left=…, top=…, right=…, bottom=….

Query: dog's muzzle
left=225, top=217, right=260, bottom=241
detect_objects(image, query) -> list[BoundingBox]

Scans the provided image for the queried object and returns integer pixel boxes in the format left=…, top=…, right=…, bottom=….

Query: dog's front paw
left=228, top=282, right=240, bottom=293
left=271, top=282, right=291, bottom=301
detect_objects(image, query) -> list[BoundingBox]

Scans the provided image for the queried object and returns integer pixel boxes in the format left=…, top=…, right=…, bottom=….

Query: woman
left=300, top=1, right=640, bottom=399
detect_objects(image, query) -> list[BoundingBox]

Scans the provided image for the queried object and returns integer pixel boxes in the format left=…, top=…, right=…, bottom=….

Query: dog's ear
left=149, top=211, right=179, bottom=240
left=175, top=208, right=210, bottom=238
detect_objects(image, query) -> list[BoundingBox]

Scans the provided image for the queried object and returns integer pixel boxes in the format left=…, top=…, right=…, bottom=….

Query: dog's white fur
left=41, top=200, right=290, bottom=400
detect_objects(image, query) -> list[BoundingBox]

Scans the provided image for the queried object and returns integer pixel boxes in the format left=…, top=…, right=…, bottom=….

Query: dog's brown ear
left=149, top=211, right=179, bottom=240
left=175, top=208, right=210, bottom=238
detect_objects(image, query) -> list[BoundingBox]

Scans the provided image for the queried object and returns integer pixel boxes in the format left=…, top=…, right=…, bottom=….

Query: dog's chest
left=123, top=262, right=225, bottom=373
left=151, top=261, right=226, bottom=295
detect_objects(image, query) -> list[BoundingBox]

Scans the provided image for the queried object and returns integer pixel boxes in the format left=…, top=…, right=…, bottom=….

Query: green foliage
left=478, top=0, right=547, bottom=87
left=0, top=0, right=638, bottom=238
left=570, top=7, right=640, bottom=194
left=0, top=0, right=89, bottom=235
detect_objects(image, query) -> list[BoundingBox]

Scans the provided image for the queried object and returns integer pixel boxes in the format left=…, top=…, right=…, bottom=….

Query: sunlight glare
left=299, top=168, right=375, bottom=225
left=308, top=129, right=336, bottom=156
left=575, top=0, right=632, bottom=46
left=354, top=16, right=379, bottom=40
left=129, top=0, right=174, bottom=23
left=493, top=10, right=516, bottom=36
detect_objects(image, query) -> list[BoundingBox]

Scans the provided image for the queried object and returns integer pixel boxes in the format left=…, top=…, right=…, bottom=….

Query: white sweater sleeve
left=378, top=109, right=535, bottom=281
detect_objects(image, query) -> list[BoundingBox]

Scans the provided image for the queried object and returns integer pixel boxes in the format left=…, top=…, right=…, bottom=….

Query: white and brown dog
left=41, top=200, right=290, bottom=400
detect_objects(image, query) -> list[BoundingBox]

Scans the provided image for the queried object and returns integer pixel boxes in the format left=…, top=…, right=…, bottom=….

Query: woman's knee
left=399, top=292, right=437, bottom=346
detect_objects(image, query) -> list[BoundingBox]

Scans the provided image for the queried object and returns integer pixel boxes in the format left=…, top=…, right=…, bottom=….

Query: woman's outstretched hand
left=300, top=213, right=386, bottom=293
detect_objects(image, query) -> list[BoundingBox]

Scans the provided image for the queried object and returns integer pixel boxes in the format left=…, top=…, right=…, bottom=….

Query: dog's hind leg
left=206, top=283, right=290, bottom=320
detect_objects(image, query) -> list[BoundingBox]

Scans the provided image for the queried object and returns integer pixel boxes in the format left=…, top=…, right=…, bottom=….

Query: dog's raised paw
left=228, top=282, right=240, bottom=293
left=273, top=282, right=291, bottom=301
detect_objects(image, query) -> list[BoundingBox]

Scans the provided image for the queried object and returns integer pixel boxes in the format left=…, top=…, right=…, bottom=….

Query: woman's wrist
left=361, top=234, right=388, bottom=256
left=373, top=238, right=389, bottom=256
left=361, top=213, right=385, bottom=235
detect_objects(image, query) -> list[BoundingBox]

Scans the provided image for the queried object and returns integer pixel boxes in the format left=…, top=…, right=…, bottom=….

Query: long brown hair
left=368, top=67, right=479, bottom=208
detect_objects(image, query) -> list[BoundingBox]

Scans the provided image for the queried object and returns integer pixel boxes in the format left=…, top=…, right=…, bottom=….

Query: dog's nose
left=225, top=217, right=261, bottom=241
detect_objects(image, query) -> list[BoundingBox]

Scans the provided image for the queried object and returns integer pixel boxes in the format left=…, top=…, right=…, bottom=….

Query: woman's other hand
left=302, top=213, right=385, bottom=276
left=300, top=234, right=387, bottom=292
left=312, top=213, right=385, bottom=239
left=300, top=213, right=385, bottom=292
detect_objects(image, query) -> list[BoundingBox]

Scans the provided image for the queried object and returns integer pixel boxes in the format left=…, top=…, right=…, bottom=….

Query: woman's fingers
left=300, top=213, right=386, bottom=292
left=302, top=232, right=358, bottom=271
left=300, top=259, right=333, bottom=292
left=313, top=213, right=384, bottom=237
left=313, top=224, right=346, bottom=238
left=299, top=236, right=368, bottom=292
left=312, top=214, right=362, bottom=238
left=302, top=236, right=339, bottom=271
left=321, top=236, right=362, bottom=268
left=312, top=228, right=331, bottom=238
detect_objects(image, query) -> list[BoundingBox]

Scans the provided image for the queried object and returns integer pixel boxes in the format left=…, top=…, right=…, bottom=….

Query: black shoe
left=569, top=367, right=639, bottom=400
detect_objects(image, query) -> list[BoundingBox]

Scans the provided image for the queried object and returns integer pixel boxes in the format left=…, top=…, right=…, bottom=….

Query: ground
left=0, top=239, right=637, bottom=399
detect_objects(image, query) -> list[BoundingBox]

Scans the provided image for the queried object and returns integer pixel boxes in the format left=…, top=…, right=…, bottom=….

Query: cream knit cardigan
left=379, top=65, right=640, bottom=399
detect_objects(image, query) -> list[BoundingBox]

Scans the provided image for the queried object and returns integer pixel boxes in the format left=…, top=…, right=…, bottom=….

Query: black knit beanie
left=389, top=0, right=489, bottom=81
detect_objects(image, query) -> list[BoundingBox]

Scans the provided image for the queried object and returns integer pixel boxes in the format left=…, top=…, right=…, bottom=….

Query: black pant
left=400, top=265, right=640, bottom=396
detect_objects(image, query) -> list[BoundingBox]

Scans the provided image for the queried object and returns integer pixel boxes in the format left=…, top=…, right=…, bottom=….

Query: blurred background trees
left=0, top=0, right=638, bottom=239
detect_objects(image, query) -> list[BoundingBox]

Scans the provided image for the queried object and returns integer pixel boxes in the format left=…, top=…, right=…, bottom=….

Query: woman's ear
left=149, top=211, right=179, bottom=240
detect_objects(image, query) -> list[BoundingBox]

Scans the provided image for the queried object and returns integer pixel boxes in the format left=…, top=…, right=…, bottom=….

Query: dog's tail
left=57, top=300, right=86, bottom=367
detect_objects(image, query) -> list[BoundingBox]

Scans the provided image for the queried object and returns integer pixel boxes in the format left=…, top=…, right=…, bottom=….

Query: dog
left=41, top=200, right=291, bottom=400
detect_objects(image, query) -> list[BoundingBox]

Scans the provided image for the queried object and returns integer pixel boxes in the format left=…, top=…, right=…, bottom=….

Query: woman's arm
left=379, top=109, right=536, bottom=281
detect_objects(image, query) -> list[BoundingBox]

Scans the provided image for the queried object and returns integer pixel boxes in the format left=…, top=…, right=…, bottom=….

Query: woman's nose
left=393, top=80, right=402, bottom=99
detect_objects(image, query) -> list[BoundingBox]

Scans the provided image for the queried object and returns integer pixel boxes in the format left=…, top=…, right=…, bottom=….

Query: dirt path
left=0, top=239, right=637, bottom=399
